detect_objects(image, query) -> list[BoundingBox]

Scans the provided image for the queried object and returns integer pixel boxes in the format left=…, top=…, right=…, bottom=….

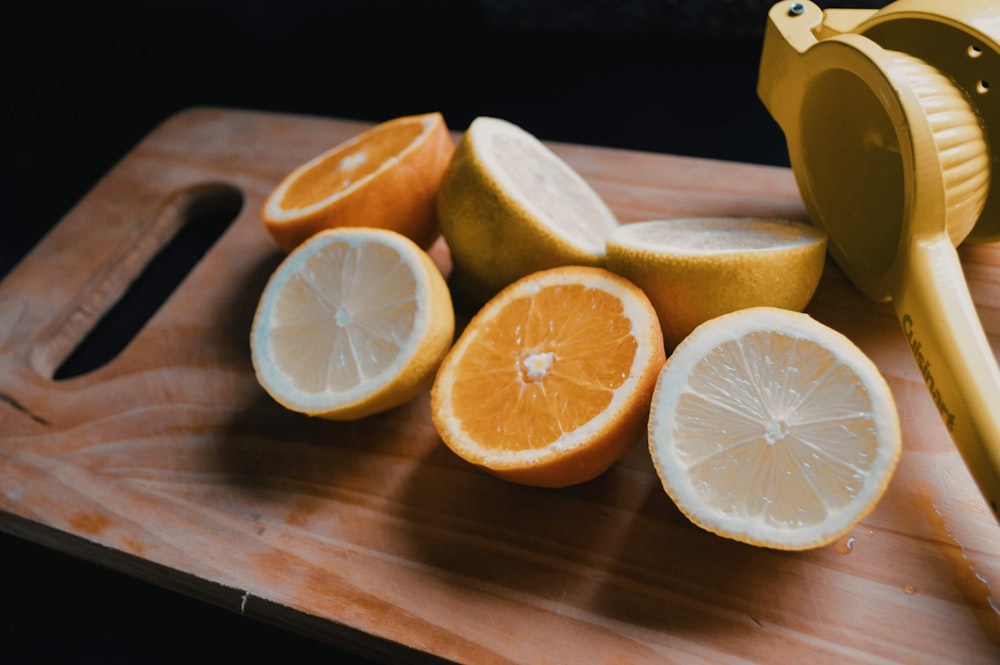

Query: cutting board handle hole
left=49, top=183, right=243, bottom=380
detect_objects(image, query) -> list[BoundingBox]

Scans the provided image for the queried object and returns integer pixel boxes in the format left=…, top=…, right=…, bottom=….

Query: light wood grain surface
left=1, top=107, right=998, bottom=664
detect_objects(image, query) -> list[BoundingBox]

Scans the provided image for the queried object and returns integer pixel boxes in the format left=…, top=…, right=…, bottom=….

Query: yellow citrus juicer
left=757, top=0, right=1000, bottom=520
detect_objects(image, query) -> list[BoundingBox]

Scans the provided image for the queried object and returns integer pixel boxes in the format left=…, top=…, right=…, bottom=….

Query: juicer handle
left=893, top=236, right=1000, bottom=520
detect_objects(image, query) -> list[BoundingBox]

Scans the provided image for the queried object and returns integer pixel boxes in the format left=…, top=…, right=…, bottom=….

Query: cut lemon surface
left=648, top=307, right=901, bottom=550
left=606, top=217, right=828, bottom=350
left=436, top=116, right=620, bottom=309
left=251, top=227, right=454, bottom=420
left=431, top=265, right=665, bottom=488
left=262, top=112, right=455, bottom=253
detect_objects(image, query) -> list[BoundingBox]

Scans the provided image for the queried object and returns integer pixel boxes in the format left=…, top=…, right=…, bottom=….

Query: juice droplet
left=903, top=584, right=917, bottom=595
left=835, top=536, right=856, bottom=554
left=912, top=487, right=1000, bottom=618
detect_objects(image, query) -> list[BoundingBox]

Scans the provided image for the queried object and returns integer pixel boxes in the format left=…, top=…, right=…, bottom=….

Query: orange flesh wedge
left=279, top=122, right=424, bottom=209
left=451, top=282, right=638, bottom=451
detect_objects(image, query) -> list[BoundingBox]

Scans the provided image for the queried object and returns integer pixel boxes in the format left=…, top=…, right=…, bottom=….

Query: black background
left=4, top=0, right=811, bottom=282
left=4, top=1, right=886, bottom=663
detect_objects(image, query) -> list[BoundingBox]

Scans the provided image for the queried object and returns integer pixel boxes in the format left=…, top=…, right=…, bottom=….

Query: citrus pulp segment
left=606, top=217, right=827, bottom=349
left=262, top=112, right=455, bottom=253
left=648, top=307, right=901, bottom=550
left=430, top=266, right=665, bottom=488
left=436, top=116, right=620, bottom=308
left=251, top=227, right=454, bottom=420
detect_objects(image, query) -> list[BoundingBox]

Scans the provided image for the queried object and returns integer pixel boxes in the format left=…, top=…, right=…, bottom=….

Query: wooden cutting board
left=1, top=107, right=998, bottom=664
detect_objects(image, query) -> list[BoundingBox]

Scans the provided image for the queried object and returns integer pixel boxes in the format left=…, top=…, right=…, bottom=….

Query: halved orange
left=430, top=265, right=666, bottom=488
left=262, top=112, right=455, bottom=253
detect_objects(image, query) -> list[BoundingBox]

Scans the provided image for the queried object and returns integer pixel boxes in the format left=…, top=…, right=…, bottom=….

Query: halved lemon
left=648, top=306, right=901, bottom=550
left=606, top=217, right=827, bottom=350
left=436, top=116, right=620, bottom=308
left=251, top=227, right=454, bottom=420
